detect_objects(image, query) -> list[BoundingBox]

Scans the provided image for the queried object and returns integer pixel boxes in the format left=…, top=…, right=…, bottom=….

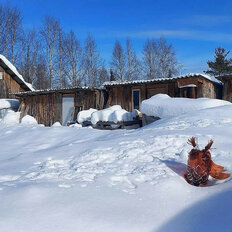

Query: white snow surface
left=21, top=115, right=38, bottom=125
left=52, top=122, right=62, bottom=127
left=0, top=99, right=19, bottom=110
left=0, top=54, right=34, bottom=91
left=0, top=110, right=20, bottom=125
left=0, top=103, right=232, bottom=231
left=141, top=94, right=232, bottom=118
left=77, top=108, right=97, bottom=123
left=91, top=105, right=139, bottom=124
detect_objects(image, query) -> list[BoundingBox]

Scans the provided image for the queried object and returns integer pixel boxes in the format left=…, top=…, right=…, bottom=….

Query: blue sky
left=3, top=0, right=232, bottom=73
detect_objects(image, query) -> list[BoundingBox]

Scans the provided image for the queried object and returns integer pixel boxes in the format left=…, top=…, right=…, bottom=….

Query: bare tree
left=20, top=29, right=40, bottom=85
left=142, top=39, right=159, bottom=80
left=40, top=16, right=60, bottom=88
left=125, top=38, right=141, bottom=81
left=0, top=4, right=22, bottom=65
left=57, top=27, right=66, bottom=88
left=157, top=37, right=180, bottom=78
left=83, top=35, right=102, bottom=87
left=111, top=41, right=126, bottom=81
left=142, top=37, right=181, bottom=79
left=63, top=31, right=85, bottom=87
left=36, top=56, right=49, bottom=89
left=9, top=7, right=22, bottom=65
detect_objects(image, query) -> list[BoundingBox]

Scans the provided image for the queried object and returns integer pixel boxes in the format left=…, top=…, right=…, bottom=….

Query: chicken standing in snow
left=184, top=137, right=230, bottom=186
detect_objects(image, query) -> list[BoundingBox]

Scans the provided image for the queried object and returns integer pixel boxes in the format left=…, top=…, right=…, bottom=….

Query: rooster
left=184, top=137, right=230, bottom=186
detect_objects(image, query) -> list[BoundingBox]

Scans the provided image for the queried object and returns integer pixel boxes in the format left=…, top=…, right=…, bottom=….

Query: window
left=0, top=72, right=3, bottom=80
left=132, top=89, right=140, bottom=110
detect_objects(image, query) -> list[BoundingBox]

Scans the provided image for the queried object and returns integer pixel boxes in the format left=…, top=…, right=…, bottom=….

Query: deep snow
left=0, top=104, right=232, bottom=231
left=141, top=94, right=232, bottom=118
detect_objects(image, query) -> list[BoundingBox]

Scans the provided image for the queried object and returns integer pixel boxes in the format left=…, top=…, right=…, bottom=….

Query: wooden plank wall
left=0, top=69, right=25, bottom=98
left=222, top=79, right=232, bottom=102
left=18, top=89, right=105, bottom=126
left=105, top=77, right=219, bottom=112
left=106, top=82, right=172, bottom=112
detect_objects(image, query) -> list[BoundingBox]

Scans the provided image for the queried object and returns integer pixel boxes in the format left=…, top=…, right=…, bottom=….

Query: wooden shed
left=217, top=75, right=232, bottom=102
left=15, top=88, right=105, bottom=126
left=0, top=55, right=33, bottom=98
left=104, top=73, right=222, bottom=112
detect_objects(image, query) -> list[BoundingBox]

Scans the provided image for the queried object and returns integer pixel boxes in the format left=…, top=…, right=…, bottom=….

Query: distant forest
left=0, top=3, right=182, bottom=89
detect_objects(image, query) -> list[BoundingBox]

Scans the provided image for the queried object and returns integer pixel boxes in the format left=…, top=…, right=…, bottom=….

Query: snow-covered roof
left=14, top=86, right=97, bottom=96
left=0, top=54, right=34, bottom=91
left=103, top=73, right=221, bottom=87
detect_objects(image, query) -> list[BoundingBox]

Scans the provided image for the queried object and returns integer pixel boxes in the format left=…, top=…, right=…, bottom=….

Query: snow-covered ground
left=0, top=102, right=232, bottom=231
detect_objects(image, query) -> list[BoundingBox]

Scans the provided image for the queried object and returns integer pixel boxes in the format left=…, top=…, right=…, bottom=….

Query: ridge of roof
left=103, top=73, right=221, bottom=86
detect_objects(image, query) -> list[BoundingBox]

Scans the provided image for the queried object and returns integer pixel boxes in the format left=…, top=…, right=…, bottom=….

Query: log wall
left=17, top=89, right=105, bottom=126
left=0, top=66, right=25, bottom=98
left=221, top=78, right=232, bottom=102
left=105, top=77, right=221, bottom=112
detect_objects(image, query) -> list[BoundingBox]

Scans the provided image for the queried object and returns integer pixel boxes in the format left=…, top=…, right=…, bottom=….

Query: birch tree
left=63, top=31, right=85, bottom=87
left=83, top=35, right=102, bottom=87
left=142, top=39, right=159, bottom=80
left=111, top=41, right=126, bottom=81
left=157, top=37, right=180, bottom=78
left=40, top=16, right=60, bottom=88
left=125, top=38, right=141, bottom=80
left=20, top=29, right=40, bottom=85
left=0, top=5, right=22, bottom=65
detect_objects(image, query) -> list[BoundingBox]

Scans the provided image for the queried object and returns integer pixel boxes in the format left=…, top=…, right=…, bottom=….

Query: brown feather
left=210, top=160, right=231, bottom=180
left=188, top=137, right=197, bottom=147
left=205, top=139, right=213, bottom=151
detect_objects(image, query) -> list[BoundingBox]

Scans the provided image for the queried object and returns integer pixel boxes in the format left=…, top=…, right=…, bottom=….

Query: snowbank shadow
left=162, top=160, right=187, bottom=177
left=155, top=188, right=232, bottom=232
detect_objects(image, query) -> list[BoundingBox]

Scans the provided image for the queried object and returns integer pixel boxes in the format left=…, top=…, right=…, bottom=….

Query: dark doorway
left=132, top=89, right=140, bottom=109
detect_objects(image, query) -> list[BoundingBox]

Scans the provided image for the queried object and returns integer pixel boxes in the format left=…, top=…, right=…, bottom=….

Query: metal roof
left=13, top=86, right=99, bottom=96
left=103, top=73, right=221, bottom=87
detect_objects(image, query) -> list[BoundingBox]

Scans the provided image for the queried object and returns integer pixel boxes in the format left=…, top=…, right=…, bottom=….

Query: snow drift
left=1, top=96, right=232, bottom=232
left=141, top=94, right=232, bottom=118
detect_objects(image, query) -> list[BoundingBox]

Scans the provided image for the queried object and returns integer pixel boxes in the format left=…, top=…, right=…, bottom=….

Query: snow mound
left=77, top=108, right=97, bottom=124
left=21, top=115, right=38, bottom=125
left=90, top=106, right=139, bottom=125
left=52, top=122, right=62, bottom=127
left=141, top=94, right=232, bottom=118
left=0, top=99, right=19, bottom=110
left=0, top=110, right=20, bottom=125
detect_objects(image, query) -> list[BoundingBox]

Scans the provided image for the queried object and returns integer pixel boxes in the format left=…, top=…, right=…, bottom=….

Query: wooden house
left=0, top=55, right=34, bottom=98
left=15, top=88, right=105, bottom=126
left=217, top=75, right=232, bottom=102
left=103, top=74, right=222, bottom=112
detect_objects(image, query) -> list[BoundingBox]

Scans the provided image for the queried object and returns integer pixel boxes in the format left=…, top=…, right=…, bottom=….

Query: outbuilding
left=0, top=55, right=34, bottom=98
left=15, top=88, right=105, bottom=126
left=103, top=73, right=222, bottom=112
left=217, top=75, right=232, bottom=102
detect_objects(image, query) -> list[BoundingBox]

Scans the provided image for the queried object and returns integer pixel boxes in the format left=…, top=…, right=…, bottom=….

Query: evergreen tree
left=110, top=69, right=116, bottom=81
left=204, top=47, right=232, bottom=77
